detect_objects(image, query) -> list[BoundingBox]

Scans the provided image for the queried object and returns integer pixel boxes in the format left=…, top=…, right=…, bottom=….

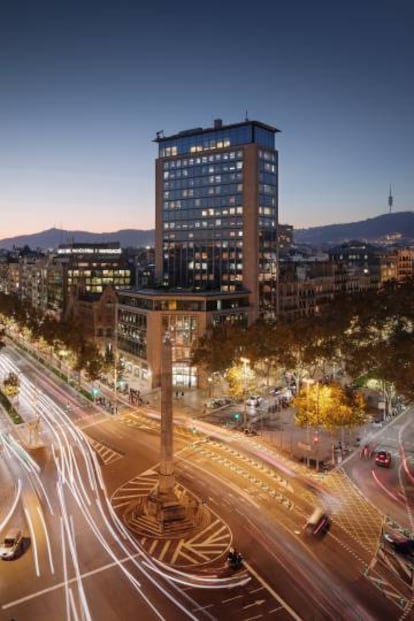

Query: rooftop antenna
left=156, top=130, right=164, bottom=140
left=388, top=184, right=393, bottom=214
left=245, top=110, right=249, bottom=121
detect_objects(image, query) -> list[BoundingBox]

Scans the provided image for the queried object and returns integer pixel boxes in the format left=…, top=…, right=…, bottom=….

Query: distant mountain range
left=0, top=211, right=413, bottom=251
left=294, top=211, right=414, bottom=246
left=0, top=227, right=155, bottom=250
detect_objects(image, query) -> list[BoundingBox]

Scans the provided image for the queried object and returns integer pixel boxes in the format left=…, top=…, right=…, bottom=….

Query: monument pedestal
left=128, top=484, right=202, bottom=538
left=146, top=490, right=187, bottom=525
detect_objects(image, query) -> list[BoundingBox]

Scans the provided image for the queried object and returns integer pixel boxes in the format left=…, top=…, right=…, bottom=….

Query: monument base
left=146, top=490, right=187, bottom=524
left=126, top=485, right=205, bottom=538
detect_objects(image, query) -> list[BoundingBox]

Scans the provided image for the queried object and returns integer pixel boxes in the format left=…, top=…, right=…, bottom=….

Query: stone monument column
left=158, top=332, right=175, bottom=495
left=144, top=332, right=186, bottom=529
left=129, top=332, right=207, bottom=536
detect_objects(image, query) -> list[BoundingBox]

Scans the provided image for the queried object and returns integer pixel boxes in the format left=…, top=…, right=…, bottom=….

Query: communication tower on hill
left=388, top=184, right=393, bottom=213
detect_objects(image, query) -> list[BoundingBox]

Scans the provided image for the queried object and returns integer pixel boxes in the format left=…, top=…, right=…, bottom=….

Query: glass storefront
left=172, top=364, right=198, bottom=388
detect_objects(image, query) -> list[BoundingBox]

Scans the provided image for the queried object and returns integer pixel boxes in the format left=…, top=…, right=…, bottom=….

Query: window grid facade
left=155, top=119, right=279, bottom=317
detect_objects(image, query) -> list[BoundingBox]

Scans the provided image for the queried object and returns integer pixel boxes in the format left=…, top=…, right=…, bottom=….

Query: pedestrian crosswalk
left=111, top=470, right=158, bottom=510
left=111, top=470, right=232, bottom=567
left=87, top=437, right=124, bottom=466
left=135, top=518, right=232, bottom=567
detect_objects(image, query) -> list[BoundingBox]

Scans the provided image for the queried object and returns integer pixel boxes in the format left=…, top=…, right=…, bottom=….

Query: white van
left=0, top=528, right=23, bottom=559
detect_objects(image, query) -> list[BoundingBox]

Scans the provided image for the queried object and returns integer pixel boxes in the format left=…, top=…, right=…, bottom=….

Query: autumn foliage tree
left=292, top=381, right=367, bottom=432
left=225, top=362, right=257, bottom=402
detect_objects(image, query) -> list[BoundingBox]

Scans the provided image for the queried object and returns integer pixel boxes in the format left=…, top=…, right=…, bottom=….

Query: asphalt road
left=0, top=343, right=412, bottom=620
left=0, top=347, right=217, bottom=621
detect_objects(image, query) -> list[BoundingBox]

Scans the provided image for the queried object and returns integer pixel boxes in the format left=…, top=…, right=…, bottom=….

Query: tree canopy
left=292, top=381, right=366, bottom=432
left=191, top=278, right=414, bottom=401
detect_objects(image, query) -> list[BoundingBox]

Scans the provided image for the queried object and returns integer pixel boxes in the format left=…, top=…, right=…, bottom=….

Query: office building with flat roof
left=117, top=118, right=280, bottom=388
left=154, top=118, right=280, bottom=320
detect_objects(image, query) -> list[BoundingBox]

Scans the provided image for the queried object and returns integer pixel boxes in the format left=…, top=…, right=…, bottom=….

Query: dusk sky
left=1, top=0, right=413, bottom=239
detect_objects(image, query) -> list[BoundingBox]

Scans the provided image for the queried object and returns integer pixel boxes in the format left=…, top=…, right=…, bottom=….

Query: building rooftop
left=154, top=118, right=280, bottom=143
left=118, top=287, right=251, bottom=299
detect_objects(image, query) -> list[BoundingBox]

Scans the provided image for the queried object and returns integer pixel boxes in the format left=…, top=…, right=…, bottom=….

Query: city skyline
left=1, top=0, right=413, bottom=238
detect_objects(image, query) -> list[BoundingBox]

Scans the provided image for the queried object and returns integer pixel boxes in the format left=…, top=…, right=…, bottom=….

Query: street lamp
left=240, top=357, right=250, bottom=430
left=303, top=377, right=314, bottom=467
left=58, top=348, right=70, bottom=383
left=113, top=299, right=119, bottom=414
left=208, top=376, right=213, bottom=398
left=113, top=358, right=118, bottom=414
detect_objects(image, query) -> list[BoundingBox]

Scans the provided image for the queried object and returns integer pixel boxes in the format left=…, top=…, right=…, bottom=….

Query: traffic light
left=313, top=434, right=319, bottom=444
left=92, top=387, right=100, bottom=397
left=233, top=412, right=241, bottom=421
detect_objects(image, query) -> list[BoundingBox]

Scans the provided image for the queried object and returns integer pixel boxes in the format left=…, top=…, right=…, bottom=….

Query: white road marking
left=243, top=599, right=265, bottom=609
left=36, top=505, right=55, bottom=574
left=2, top=552, right=141, bottom=610
left=249, top=586, right=265, bottom=594
left=192, top=604, right=214, bottom=611
left=222, top=594, right=244, bottom=603
left=244, top=563, right=303, bottom=621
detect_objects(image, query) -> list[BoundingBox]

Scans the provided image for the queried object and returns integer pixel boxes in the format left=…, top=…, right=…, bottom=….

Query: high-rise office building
left=155, top=118, right=280, bottom=319
left=117, top=118, right=280, bottom=388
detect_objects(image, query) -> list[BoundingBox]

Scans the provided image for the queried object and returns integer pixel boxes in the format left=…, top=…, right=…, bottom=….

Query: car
left=0, top=528, right=23, bottom=560
left=206, top=397, right=232, bottom=409
left=243, top=427, right=258, bottom=436
left=304, top=507, right=330, bottom=537
left=206, top=398, right=221, bottom=409
left=245, top=396, right=263, bottom=407
left=375, top=450, right=392, bottom=468
left=384, top=533, right=414, bottom=557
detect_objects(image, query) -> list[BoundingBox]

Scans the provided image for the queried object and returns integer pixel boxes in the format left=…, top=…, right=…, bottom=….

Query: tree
left=2, top=372, right=20, bottom=399
left=73, top=340, right=105, bottom=384
left=271, top=319, right=320, bottom=392
left=225, top=362, right=257, bottom=402
left=191, top=324, right=248, bottom=374
left=292, top=381, right=366, bottom=433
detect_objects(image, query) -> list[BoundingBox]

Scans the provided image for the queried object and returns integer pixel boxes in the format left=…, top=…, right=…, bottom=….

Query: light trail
left=68, top=588, right=81, bottom=621
left=397, top=422, right=414, bottom=535
left=371, top=470, right=405, bottom=505
left=61, top=516, right=71, bottom=621
left=57, top=483, right=93, bottom=621
left=0, top=477, right=22, bottom=531
left=0, top=349, right=256, bottom=621
left=24, top=506, right=41, bottom=577
left=36, top=504, right=55, bottom=575
left=4, top=433, right=55, bottom=515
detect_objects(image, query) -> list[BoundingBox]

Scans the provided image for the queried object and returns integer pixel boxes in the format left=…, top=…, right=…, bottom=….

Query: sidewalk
left=160, top=387, right=398, bottom=471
